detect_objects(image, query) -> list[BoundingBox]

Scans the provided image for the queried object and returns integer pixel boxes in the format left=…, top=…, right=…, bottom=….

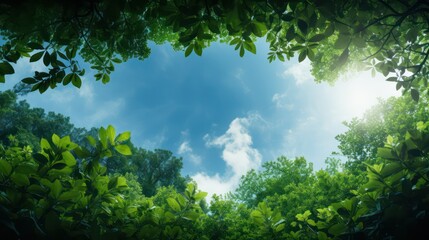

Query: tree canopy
left=1, top=1, right=429, bottom=239
left=1, top=0, right=428, bottom=101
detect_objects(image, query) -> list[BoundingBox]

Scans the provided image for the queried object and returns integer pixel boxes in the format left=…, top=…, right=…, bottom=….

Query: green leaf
left=275, top=223, right=285, bottom=232
left=52, top=134, right=60, bottom=146
left=307, top=219, right=316, bottom=226
left=239, top=45, right=245, bottom=57
left=286, top=27, right=295, bottom=41
left=99, top=127, right=108, bottom=148
left=307, top=48, right=315, bottom=61
left=71, top=73, right=82, bottom=88
left=107, top=125, right=116, bottom=145
left=51, top=179, right=62, bottom=199
left=377, top=147, right=396, bottom=160
left=117, top=176, right=127, bottom=188
left=11, top=173, right=30, bottom=186
left=251, top=210, right=263, bottom=219
left=328, top=223, right=347, bottom=235
left=193, top=191, right=208, bottom=201
left=40, top=138, right=51, bottom=151
left=115, top=131, right=131, bottom=143
left=86, top=136, right=97, bottom=147
left=58, top=191, right=81, bottom=201
left=63, top=73, right=73, bottom=85
left=115, top=145, right=132, bottom=155
left=298, top=50, right=306, bottom=62
left=335, top=48, right=349, bottom=69
left=167, top=198, right=181, bottom=212
left=43, top=51, right=51, bottom=66
left=411, top=89, right=419, bottom=102
left=243, top=41, right=256, bottom=54
left=297, top=19, right=308, bottom=35
left=61, top=151, right=76, bottom=166
left=324, top=23, right=335, bottom=37
left=183, top=211, right=200, bottom=221
left=0, top=75, right=4, bottom=83
left=22, top=77, right=37, bottom=84
left=251, top=22, right=266, bottom=37
left=309, top=34, right=325, bottom=42
left=185, top=44, right=193, bottom=57
left=30, top=51, right=44, bottom=62
left=334, top=34, right=350, bottom=49
left=0, top=159, right=12, bottom=176
left=0, top=61, right=15, bottom=75
left=15, top=164, right=35, bottom=174
left=102, top=74, right=110, bottom=84
left=208, top=20, right=220, bottom=34
left=27, top=42, right=44, bottom=50
left=194, top=43, right=202, bottom=56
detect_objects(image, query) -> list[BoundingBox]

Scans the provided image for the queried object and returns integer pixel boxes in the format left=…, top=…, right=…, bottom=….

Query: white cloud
left=178, top=141, right=202, bottom=165
left=272, top=92, right=294, bottom=110
left=282, top=59, right=313, bottom=85
left=178, top=141, right=192, bottom=154
left=194, top=115, right=262, bottom=199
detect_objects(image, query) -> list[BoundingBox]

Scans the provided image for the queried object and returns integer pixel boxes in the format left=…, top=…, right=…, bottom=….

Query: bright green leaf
left=167, top=198, right=181, bottom=212
left=115, top=144, right=132, bottom=155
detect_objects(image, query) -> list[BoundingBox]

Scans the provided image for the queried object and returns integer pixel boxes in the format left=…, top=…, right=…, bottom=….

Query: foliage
left=105, top=148, right=190, bottom=197
left=291, top=121, right=429, bottom=239
left=0, top=126, right=207, bottom=239
left=0, top=90, right=77, bottom=149
left=1, top=0, right=428, bottom=99
left=336, top=93, right=429, bottom=174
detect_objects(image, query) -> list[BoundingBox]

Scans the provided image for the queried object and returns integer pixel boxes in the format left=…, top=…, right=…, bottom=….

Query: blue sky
left=2, top=40, right=400, bottom=198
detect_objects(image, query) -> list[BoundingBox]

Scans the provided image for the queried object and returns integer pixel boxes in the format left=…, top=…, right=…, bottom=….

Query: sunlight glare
left=335, top=70, right=401, bottom=119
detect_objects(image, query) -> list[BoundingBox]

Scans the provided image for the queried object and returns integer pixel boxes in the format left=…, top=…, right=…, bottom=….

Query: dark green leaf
left=411, top=88, right=419, bottom=102
left=337, top=48, right=349, bottom=67
left=30, top=52, right=44, bottom=62
left=51, top=163, right=67, bottom=170
left=27, top=42, right=44, bottom=50
left=63, top=73, right=73, bottom=85
left=5, top=52, right=21, bottom=63
left=71, top=73, right=82, bottom=88
left=297, top=19, right=308, bottom=35
left=334, top=34, right=350, bottom=49
left=0, top=75, right=4, bottom=83
left=185, top=44, right=193, bottom=57
left=307, top=48, right=315, bottom=61
left=194, top=43, right=203, bottom=56
left=208, top=20, right=220, bottom=34
left=21, top=77, right=37, bottom=84
left=286, top=27, right=295, bottom=41
left=0, top=159, right=12, bottom=176
left=0, top=61, right=15, bottom=75
left=11, top=173, right=30, bottom=186
left=309, top=34, right=325, bottom=42
left=298, top=50, right=306, bottom=62
left=239, top=45, right=245, bottom=57
left=43, top=52, right=50, bottom=66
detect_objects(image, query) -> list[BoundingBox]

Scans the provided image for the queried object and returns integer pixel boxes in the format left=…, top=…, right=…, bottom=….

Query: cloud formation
left=272, top=92, right=294, bottom=110
left=178, top=141, right=202, bottom=165
left=282, top=59, right=313, bottom=85
left=194, top=115, right=262, bottom=199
